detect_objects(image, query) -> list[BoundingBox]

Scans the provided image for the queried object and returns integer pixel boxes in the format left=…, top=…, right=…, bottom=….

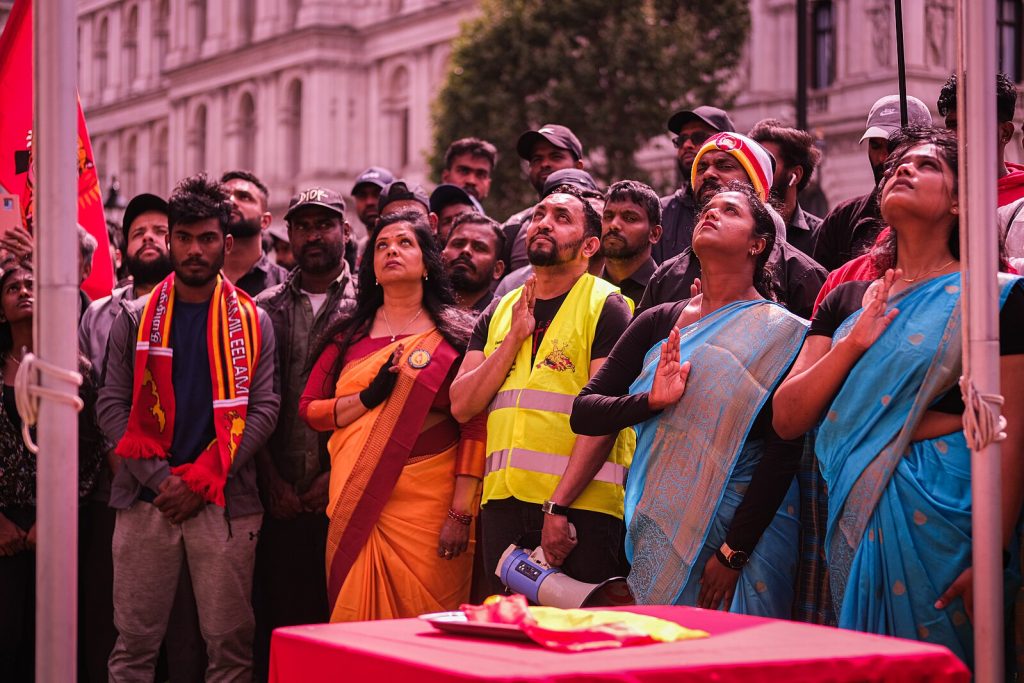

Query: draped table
left=269, top=605, right=968, bottom=682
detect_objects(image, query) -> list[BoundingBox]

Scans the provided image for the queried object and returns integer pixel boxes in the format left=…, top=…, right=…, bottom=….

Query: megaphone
left=497, top=544, right=634, bottom=609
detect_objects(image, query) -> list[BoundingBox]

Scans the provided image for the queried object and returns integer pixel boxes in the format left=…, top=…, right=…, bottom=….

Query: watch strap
left=542, top=500, right=571, bottom=516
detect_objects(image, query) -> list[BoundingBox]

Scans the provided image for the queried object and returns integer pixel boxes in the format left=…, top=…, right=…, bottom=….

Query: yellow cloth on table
left=528, top=607, right=709, bottom=644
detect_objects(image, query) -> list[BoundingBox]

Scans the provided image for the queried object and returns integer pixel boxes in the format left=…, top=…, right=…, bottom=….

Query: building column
left=105, top=7, right=121, bottom=101
left=79, top=16, right=94, bottom=104
left=253, top=0, right=278, bottom=41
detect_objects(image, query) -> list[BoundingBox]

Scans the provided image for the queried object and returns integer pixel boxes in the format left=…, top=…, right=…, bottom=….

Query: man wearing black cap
left=252, top=186, right=356, bottom=681
left=503, top=124, right=585, bottom=272
left=430, top=183, right=484, bottom=244
left=221, top=170, right=288, bottom=296
left=348, top=166, right=395, bottom=270
left=656, top=106, right=735, bottom=264
left=378, top=179, right=439, bottom=234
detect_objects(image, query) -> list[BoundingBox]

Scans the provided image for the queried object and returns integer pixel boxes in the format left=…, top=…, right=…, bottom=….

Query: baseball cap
left=667, top=106, right=736, bottom=134
left=860, top=95, right=933, bottom=143
left=350, top=166, right=395, bottom=195
left=121, top=193, right=168, bottom=243
left=429, top=184, right=484, bottom=215
left=540, top=168, right=601, bottom=198
left=516, top=124, right=584, bottom=161
left=267, top=224, right=290, bottom=244
left=284, top=187, right=346, bottom=222
left=378, top=180, right=430, bottom=215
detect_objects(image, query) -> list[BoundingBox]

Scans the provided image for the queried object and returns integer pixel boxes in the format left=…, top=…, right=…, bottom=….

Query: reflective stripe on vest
left=485, top=448, right=628, bottom=486
left=488, top=388, right=575, bottom=415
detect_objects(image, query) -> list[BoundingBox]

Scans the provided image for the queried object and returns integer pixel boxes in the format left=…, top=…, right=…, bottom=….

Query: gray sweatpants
left=108, top=502, right=262, bottom=683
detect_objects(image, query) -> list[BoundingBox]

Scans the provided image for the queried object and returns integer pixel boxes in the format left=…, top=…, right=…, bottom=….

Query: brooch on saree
left=407, top=348, right=432, bottom=369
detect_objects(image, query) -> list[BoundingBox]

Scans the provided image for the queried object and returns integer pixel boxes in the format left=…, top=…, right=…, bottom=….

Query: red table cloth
left=269, top=605, right=968, bottom=682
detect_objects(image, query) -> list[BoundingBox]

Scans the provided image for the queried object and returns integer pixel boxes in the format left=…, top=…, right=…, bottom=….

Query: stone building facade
left=3, top=1, right=1020, bottom=223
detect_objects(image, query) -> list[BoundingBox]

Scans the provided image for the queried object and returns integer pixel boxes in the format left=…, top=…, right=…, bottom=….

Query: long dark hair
left=0, top=257, right=31, bottom=358
left=871, top=126, right=960, bottom=274
left=693, top=181, right=778, bottom=301
left=313, top=211, right=472, bottom=393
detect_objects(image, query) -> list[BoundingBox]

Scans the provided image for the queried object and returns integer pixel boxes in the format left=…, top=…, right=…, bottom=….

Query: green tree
left=431, top=0, right=751, bottom=220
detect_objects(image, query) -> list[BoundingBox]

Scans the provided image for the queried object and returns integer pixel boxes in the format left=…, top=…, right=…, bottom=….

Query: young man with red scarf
left=97, top=174, right=279, bottom=682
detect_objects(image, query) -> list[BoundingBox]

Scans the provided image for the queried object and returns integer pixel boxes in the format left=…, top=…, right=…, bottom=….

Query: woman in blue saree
left=774, top=126, right=1024, bottom=666
left=571, top=183, right=807, bottom=616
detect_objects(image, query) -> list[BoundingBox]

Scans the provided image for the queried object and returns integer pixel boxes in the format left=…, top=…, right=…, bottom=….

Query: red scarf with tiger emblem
left=115, top=273, right=262, bottom=507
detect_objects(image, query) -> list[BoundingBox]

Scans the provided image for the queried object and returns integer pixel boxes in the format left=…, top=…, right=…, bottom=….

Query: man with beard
left=451, top=185, right=633, bottom=592
left=79, top=192, right=197, bottom=683
left=252, top=187, right=356, bottom=681
left=441, top=137, right=498, bottom=200
left=502, top=124, right=585, bottom=272
left=441, top=213, right=505, bottom=314
left=98, top=174, right=278, bottom=682
left=656, top=106, right=735, bottom=265
left=350, top=166, right=395, bottom=268
left=221, top=170, right=288, bottom=296
left=811, top=96, right=932, bottom=272
left=638, top=132, right=826, bottom=320
left=600, top=180, right=662, bottom=305
left=748, top=119, right=823, bottom=258
left=80, top=193, right=172, bottom=370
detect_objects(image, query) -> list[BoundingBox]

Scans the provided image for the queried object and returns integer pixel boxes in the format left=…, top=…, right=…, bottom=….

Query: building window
left=288, top=0, right=301, bottom=28
left=190, top=105, right=208, bottom=172
left=384, top=66, right=411, bottom=171
left=998, top=0, right=1022, bottom=83
left=811, top=1, right=835, bottom=89
left=124, top=6, right=139, bottom=86
left=283, top=80, right=302, bottom=177
left=95, top=16, right=109, bottom=94
left=153, top=126, right=169, bottom=194
left=237, top=92, right=257, bottom=170
left=123, top=134, right=138, bottom=198
left=241, top=0, right=255, bottom=44
left=190, top=0, right=207, bottom=48
left=155, top=0, right=169, bottom=74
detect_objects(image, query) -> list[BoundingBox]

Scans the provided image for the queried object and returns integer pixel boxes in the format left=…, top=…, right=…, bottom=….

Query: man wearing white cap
left=811, top=95, right=932, bottom=272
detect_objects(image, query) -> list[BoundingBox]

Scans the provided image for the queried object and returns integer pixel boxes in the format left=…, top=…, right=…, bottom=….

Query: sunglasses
left=672, top=131, right=713, bottom=149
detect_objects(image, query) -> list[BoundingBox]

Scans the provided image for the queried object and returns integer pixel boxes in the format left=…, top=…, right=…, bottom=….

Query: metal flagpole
left=33, top=0, right=81, bottom=679
left=894, top=0, right=909, bottom=126
left=957, top=1, right=1003, bottom=680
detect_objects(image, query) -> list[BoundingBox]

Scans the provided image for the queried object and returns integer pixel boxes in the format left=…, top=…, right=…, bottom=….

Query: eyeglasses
left=672, top=131, right=713, bottom=149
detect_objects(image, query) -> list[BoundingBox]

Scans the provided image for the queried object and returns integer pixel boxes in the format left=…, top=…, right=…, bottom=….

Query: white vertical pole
left=957, top=1, right=1003, bottom=680
left=33, top=0, right=80, bottom=680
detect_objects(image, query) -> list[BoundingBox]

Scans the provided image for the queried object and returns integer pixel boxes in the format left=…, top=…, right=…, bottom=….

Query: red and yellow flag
left=0, top=0, right=113, bottom=299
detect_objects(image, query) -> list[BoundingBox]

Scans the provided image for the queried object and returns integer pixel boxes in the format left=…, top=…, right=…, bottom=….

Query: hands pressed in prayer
left=508, top=276, right=537, bottom=346
left=647, top=327, right=691, bottom=411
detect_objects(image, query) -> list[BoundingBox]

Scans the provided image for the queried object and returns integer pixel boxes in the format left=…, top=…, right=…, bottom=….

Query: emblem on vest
left=407, top=348, right=432, bottom=369
left=535, top=339, right=575, bottom=373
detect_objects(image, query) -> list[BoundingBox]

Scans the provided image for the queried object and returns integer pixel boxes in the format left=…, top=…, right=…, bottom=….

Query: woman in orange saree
left=300, top=211, right=484, bottom=622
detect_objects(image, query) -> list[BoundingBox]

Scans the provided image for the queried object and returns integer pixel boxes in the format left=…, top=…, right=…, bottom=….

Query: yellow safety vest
left=482, top=273, right=635, bottom=519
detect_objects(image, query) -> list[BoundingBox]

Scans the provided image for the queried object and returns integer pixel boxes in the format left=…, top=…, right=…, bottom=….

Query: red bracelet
left=447, top=508, right=473, bottom=526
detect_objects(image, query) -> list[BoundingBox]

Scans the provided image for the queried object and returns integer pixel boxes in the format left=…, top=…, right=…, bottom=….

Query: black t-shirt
left=571, top=299, right=802, bottom=556
left=468, top=289, right=632, bottom=365
left=810, top=279, right=1024, bottom=413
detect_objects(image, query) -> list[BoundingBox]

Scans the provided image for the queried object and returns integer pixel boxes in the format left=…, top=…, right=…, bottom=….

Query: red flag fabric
left=0, top=0, right=113, bottom=299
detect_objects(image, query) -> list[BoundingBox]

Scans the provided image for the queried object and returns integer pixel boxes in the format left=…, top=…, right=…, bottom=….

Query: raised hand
left=508, top=275, right=537, bottom=346
left=846, top=268, right=901, bottom=353
left=647, top=327, right=692, bottom=411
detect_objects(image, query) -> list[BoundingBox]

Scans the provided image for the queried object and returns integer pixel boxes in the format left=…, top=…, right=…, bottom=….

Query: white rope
left=959, top=375, right=1007, bottom=451
left=13, top=352, right=84, bottom=454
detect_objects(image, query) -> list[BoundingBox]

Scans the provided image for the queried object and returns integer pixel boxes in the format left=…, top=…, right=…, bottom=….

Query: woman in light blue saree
left=774, top=127, right=1024, bottom=667
left=571, top=183, right=807, bottom=616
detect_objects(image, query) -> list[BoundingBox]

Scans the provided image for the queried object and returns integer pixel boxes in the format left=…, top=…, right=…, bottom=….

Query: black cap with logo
left=378, top=180, right=431, bottom=215
left=516, top=124, right=584, bottom=161
left=350, top=166, right=396, bottom=195
left=284, top=187, right=346, bottom=222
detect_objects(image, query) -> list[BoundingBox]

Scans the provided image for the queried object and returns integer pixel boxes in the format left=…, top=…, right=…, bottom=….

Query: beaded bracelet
left=447, top=508, right=473, bottom=526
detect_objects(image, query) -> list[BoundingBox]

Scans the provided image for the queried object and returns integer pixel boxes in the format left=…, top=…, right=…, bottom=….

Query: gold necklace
left=900, top=259, right=956, bottom=283
left=381, top=307, right=424, bottom=342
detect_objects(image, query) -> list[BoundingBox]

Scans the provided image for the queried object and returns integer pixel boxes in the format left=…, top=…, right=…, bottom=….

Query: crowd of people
left=1, top=70, right=1023, bottom=682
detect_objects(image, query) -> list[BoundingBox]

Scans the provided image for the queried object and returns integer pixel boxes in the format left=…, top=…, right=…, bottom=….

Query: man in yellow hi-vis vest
left=451, top=184, right=634, bottom=595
